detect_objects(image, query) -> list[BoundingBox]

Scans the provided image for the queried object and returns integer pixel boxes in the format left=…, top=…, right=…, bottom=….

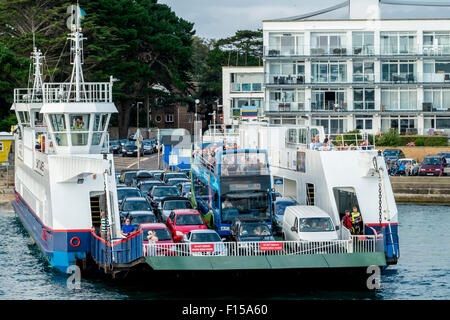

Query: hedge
left=397, top=135, right=448, bottom=147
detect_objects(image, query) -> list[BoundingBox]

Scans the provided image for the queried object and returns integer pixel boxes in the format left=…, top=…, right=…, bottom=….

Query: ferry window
left=93, top=114, right=108, bottom=131
left=221, top=152, right=268, bottom=176
left=92, top=132, right=103, bottom=145
left=298, top=128, right=307, bottom=144
left=54, top=133, right=69, bottom=146
left=310, top=128, right=319, bottom=139
left=287, top=129, right=297, bottom=143
left=70, top=114, right=90, bottom=131
left=49, top=114, right=66, bottom=132
left=71, top=133, right=89, bottom=146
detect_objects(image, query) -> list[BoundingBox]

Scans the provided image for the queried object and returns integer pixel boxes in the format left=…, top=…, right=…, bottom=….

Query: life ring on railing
left=70, top=237, right=81, bottom=247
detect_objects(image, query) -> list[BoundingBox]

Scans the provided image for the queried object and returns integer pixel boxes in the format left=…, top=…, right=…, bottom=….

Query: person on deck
left=351, top=206, right=363, bottom=235
left=121, top=218, right=136, bottom=237
left=341, top=210, right=352, bottom=232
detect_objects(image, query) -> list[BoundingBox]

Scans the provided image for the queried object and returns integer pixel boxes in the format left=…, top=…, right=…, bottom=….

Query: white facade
left=257, top=0, right=450, bottom=135
left=222, top=66, right=264, bottom=125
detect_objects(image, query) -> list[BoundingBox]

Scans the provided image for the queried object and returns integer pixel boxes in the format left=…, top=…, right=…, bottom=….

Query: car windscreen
left=123, top=200, right=151, bottom=211
left=190, top=232, right=221, bottom=242
left=299, top=218, right=334, bottom=232
left=165, top=173, right=188, bottom=180
left=422, top=157, right=441, bottom=165
left=131, top=214, right=156, bottom=224
left=221, top=191, right=270, bottom=223
left=175, top=214, right=204, bottom=226
left=275, top=201, right=296, bottom=216
left=163, top=200, right=192, bottom=210
left=239, top=222, right=271, bottom=237
left=117, top=189, right=141, bottom=201
left=383, top=150, right=398, bottom=155
left=140, top=182, right=163, bottom=194
left=152, top=187, right=180, bottom=197
left=168, top=179, right=189, bottom=185
left=123, top=172, right=136, bottom=184
left=143, top=228, right=172, bottom=241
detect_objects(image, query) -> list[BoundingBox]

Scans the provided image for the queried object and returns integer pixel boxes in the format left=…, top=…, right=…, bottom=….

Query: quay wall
left=390, top=176, right=450, bottom=206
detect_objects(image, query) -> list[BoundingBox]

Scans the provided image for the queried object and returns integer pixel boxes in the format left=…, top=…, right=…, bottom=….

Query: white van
left=282, top=205, right=339, bottom=241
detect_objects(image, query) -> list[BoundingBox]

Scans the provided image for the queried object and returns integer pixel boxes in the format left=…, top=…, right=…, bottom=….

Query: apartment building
left=259, top=0, right=450, bottom=135
left=222, top=66, right=264, bottom=125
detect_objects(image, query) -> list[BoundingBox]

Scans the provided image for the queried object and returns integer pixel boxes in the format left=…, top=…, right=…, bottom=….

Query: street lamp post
left=136, top=101, right=143, bottom=169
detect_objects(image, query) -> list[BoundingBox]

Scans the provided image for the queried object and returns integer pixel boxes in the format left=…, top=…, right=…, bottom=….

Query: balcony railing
left=266, top=102, right=305, bottom=112
left=353, top=74, right=375, bottom=83
left=264, top=44, right=450, bottom=58
left=43, top=82, right=112, bottom=103
left=311, top=103, right=347, bottom=112
left=230, top=82, right=263, bottom=92
left=267, top=74, right=305, bottom=85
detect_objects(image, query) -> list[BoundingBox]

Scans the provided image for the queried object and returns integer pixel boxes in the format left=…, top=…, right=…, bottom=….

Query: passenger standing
left=350, top=206, right=363, bottom=235
left=341, top=210, right=352, bottom=232
left=100, top=211, right=110, bottom=240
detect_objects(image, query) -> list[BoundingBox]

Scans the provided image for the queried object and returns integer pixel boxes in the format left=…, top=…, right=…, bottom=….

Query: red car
left=141, top=222, right=174, bottom=256
left=166, top=209, right=207, bottom=242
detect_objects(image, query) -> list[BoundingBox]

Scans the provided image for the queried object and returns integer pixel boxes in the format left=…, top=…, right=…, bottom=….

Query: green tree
left=377, top=129, right=400, bottom=146
left=0, top=43, right=28, bottom=124
left=81, top=0, right=195, bottom=137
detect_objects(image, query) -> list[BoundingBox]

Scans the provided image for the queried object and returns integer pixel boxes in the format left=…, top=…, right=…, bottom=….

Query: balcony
left=266, top=101, right=306, bottom=113
left=311, top=102, right=347, bottom=112
left=352, top=46, right=375, bottom=56
left=230, top=82, right=263, bottom=93
left=267, top=74, right=305, bottom=85
left=353, top=74, right=375, bottom=83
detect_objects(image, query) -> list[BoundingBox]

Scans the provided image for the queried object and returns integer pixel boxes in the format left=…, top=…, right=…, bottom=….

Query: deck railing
left=91, top=230, right=143, bottom=266
left=143, top=236, right=376, bottom=257
left=43, top=82, right=112, bottom=103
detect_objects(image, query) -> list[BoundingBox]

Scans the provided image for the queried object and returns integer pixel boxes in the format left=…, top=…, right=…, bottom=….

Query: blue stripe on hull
left=12, top=192, right=89, bottom=273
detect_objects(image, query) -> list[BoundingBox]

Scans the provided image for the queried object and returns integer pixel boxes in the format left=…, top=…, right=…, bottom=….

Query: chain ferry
left=10, top=5, right=397, bottom=278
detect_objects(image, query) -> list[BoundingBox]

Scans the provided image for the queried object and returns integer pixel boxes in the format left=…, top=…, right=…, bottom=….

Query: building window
left=353, top=88, right=375, bottom=110
left=423, top=61, right=450, bottom=82
left=311, top=116, right=347, bottom=134
left=381, top=32, right=417, bottom=55
left=268, top=33, right=304, bottom=56
left=424, top=88, right=450, bottom=110
left=381, top=60, right=416, bottom=83
left=311, top=89, right=347, bottom=111
left=230, top=73, right=263, bottom=92
left=355, top=116, right=373, bottom=130
left=352, top=32, right=374, bottom=55
left=165, top=114, right=174, bottom=123
left=311, top=33, right=346, bottom=55
left=311, top=61, right=346, bottom=83
left=381, top=116, right=417, bottom=134
left=267, top=61, right=305, bottom=84
left=353, top=60, right=374, bottom=83
left=381, top=89, right=417, bottom=111
left=423, top=31, right=450, bottom=55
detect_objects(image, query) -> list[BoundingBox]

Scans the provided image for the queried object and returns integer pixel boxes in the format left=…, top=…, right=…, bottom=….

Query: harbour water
left=0, top=205, right=448, bottom=300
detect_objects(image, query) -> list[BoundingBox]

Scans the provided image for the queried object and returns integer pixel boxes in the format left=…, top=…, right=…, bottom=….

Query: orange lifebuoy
left=70, top=237, right=81, bottom=247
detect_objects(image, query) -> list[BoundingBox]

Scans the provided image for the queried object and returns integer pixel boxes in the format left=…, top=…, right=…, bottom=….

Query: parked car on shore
left=121, top=141, right=144, bottom=157
left=437, top=152, right=450, bottom=165
left=419, top=155, right=448, bottom=176
left=398, top=158, right=420, bottom=176
left=383, top=149, right=406, bottom=163
left=109, top=140, right=121, bottom=154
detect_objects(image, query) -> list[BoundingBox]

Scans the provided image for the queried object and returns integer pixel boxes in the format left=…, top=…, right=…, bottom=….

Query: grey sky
left=158, top=0, right=450, bottom=39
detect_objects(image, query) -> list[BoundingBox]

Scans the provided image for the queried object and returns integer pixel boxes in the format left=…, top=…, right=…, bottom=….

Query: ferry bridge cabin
left=191, top=148, right=275, bottom=237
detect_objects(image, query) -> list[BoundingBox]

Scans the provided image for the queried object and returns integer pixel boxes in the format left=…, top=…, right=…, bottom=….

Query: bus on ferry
left=191, top=147, right=275, bottom=237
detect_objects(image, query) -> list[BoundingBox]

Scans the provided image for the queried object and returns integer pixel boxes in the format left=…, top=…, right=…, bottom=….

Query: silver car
left=181, top=229, right=228, bottom=256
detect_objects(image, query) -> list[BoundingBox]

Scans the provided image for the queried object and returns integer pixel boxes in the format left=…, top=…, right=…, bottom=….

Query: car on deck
left=273, top=197, right=298, bottom=234
left=146, top=185, right=181, bottom=208
left=119, top=197, right=153, bottom=223
left=181, top=229, right=227, bottom=256
left=127, top=211, right=158, bottom=228
left=117, top=187, right=141, bottom=205
left=157, top=196, right=192, bottom=221
left=166, top=209, right=207, bottom=242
